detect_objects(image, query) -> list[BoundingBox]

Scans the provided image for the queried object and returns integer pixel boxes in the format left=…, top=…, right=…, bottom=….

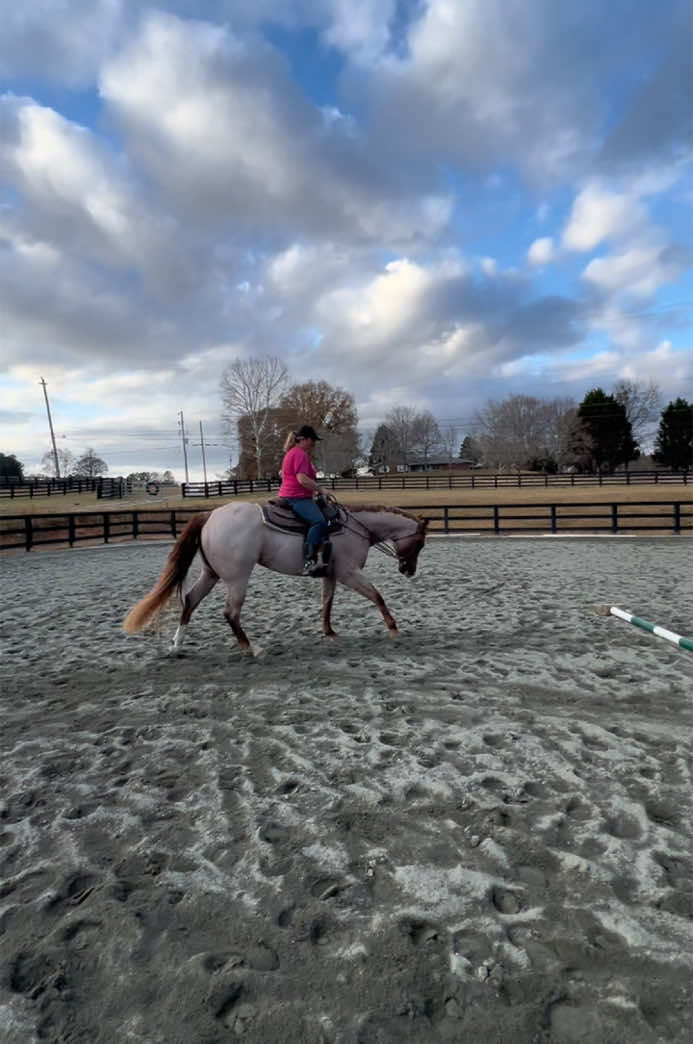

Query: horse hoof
left=323, top=631, right=338, bottom=640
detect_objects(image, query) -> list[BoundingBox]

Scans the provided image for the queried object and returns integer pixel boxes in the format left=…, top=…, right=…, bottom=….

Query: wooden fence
left=182, top=469, right=690, bottom=498
left=2, top=500, right=691, bottom=553
left=0, top=477, right=124, bottom=499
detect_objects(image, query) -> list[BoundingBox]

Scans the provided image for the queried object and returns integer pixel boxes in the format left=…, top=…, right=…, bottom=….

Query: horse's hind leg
left=222, top=577, right=255, bottom=654
left=171, top=568, right=218, bottom=651
left=340, top=569, right=398, bottom=637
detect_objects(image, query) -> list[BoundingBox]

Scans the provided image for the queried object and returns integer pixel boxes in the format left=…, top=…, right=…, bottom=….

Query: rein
left=331, top=501, right=407, bottom=559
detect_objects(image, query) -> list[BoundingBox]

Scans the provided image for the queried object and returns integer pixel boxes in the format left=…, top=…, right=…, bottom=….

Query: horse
left=122, top=501, right=428, bottom=653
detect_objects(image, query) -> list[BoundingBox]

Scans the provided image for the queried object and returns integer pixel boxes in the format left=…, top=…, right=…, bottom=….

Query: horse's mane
left=343, top=503, right=419, bottom=521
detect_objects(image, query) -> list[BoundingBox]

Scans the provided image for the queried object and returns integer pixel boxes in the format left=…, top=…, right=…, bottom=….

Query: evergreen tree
left=459, top=435, right=482, bottom=464
left=0, top=453, right=24, bottom=480
left=576, top=388, right=639, bottom=472
left=653, top=398, right=693, bottom=470
left=369, top=424, right=397, bottom=471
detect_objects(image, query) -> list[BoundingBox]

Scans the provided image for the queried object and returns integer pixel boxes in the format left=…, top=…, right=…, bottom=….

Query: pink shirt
left=278, top=446, right=316, bottom=498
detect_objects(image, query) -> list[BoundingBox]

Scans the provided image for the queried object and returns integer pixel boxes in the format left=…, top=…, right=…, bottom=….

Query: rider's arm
left=297, top=472, right=330, bottom=496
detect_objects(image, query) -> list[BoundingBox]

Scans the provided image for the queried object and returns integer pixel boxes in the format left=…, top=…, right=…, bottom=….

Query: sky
left=1, top=0, right=692, bottom=482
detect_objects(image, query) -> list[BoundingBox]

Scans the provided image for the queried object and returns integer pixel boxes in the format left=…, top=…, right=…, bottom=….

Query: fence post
left=550, top=505, right=557, bottom=533
left=494, top=475, right=498, bottom=489
left=25, top=517, right=33, bottom=551
left=626, top=471, right=631, bottom=485
left=132, top=512, right=138, bottom=540
left=443, top=505, right=449, bottom=533
left=673, top=503, right=681, bottom=533
left=171, top=510, right=177, bottom=537
left=544, top=473, right=548, bottom=487
left=103, top=513, right=110, bottom=543
left=611, top=504, right=618, bottom=533
left=68, top=515, right=75, bottom=546
left=654, top=472, right=659, bottom=484
left=493, top=505, right=500, bottom=534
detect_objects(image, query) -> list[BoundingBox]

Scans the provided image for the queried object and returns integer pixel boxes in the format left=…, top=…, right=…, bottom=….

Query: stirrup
left=303, top=556, right=327, bottom=578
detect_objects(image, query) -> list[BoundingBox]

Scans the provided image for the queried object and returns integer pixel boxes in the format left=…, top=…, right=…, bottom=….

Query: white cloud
left=582, top=242, right=685, bottom=299
left=0, top=1, right=126, bottom=85
left=562, top=182, right=646, bottom=251
left=97, top=12, right=451, bottom=246
left=527, top=237, right=555, bottom=266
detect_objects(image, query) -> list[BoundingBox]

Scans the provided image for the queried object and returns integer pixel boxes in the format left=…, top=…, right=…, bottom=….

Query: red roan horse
left=123, top=501, right=428, bottom=653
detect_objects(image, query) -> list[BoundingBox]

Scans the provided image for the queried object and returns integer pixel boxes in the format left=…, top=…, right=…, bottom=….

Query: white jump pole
left=605, top=606, right=693, bottom=652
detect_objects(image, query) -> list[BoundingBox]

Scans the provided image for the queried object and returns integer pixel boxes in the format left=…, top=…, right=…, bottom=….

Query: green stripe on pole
left=609, top=607, right=693, bottom=652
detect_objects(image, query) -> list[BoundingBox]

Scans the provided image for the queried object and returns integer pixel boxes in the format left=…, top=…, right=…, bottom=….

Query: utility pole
left=178, top=410, right=190, bottom=483
left=199, top=420, right=208, bottom=485
left=39, top=377, right=61, bottom=478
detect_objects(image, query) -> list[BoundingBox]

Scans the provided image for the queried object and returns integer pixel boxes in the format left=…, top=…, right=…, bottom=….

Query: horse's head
left=394, top=516, right=428, bottom=577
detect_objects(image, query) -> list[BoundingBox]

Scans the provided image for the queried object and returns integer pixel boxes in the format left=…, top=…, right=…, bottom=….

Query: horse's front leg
left=340, top=569, right=398, bottom=638
left=322, top=575, right=338, bottom=638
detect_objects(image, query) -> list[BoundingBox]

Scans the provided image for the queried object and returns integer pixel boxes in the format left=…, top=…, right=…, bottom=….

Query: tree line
left=0, top=446, right=175, bottom=485
left=220, top=356, right=692, bottom=478
left=3, top=366, right=691, bottom=484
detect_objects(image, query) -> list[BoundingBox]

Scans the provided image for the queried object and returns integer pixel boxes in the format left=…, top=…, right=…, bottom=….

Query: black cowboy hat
left=295, top=424, right=322, bottom=440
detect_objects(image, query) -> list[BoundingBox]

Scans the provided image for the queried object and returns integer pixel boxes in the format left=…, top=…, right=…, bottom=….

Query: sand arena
left=1, top=537, right=692, bottom=1042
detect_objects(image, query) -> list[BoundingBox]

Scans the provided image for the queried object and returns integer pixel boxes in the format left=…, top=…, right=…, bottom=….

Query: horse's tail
left=122, top=512, right=210, bottom=633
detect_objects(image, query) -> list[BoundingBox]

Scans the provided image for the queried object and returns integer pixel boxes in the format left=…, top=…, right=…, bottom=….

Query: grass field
left=1, top=482, right=691, bottom=516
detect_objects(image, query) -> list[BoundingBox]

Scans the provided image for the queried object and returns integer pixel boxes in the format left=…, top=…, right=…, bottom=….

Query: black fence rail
left=0, top=477, right=124, bottom=499
left=2, top=500, right=691, bottom=553
left=182, top=469, right=690, bottom=497
left=0, top=509, right=201, bottom=553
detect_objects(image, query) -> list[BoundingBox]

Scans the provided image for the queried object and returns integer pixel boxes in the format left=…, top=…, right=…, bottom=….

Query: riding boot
left=303, top=542, right=329, bottom=578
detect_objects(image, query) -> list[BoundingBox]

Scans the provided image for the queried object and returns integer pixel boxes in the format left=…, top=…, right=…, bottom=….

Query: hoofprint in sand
left=1, top=538, right=692, bottom=1043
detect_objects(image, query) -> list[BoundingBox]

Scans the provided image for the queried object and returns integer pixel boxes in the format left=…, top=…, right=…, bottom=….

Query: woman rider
left=278, top=425, right=333, bottom=576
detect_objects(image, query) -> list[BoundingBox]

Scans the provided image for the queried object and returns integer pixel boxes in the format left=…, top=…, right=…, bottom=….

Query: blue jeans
left=284, top=497, right=328, bottom=556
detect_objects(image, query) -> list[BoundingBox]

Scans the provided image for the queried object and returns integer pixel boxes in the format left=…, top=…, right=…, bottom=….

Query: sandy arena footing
left=2, top=537, right=692, bottom=1043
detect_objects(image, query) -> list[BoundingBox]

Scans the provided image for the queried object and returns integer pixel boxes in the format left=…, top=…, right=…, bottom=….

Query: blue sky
left=1, top=0, right=691, bottom=480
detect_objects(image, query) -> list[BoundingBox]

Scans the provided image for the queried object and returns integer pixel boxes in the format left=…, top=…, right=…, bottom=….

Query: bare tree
left=41, top=447, right=74, bottom=477
left=474, top=395, right=578, bottom=471
left=385, top=406, right=419, bottom=469
left=279, top=380, right=359, bottom=476
left=612, top=380, right=661, bottom=449
left=74, top=448, right=108, bottom=477
left=220, top=355, right=288, bottom=479
left=321, top=430, right=361, bottom=476
left=411, top=410, right=442, bottom=466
